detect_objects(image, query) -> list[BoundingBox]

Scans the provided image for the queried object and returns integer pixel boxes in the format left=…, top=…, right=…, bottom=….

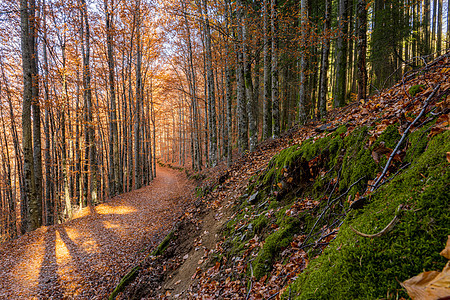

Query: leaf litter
left=119, top=53, right=449, bottom=299
left=0, top=167, right=194, bottom=299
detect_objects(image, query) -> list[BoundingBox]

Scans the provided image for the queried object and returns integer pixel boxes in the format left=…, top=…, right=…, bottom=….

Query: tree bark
left=135, top=0, right=142, bottom=189
left=105, top=0, right=120, bottom=196
left=298, top=0, right=308, bottom=123
left=334, top=0, right=349, bottom=108
left=236, top=0, right=248, bottom=152
left=262, top=0, right=272, bottom=140
left=80, top=0, right=97, bottom=205
left=356, top=0, right=368, bottom=102
left=436, top=0, right=442, bottom=52
left=318, top=0, right=331, bottom=118
left=271, top=0, right=279, bottom=138
left=202, top=0, right=218, bottom=166
left=31, top=0, right=43, bottom=230
left=20, top=0, right=38, bottom=232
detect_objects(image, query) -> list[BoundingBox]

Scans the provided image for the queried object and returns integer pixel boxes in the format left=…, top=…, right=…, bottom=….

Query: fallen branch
left=245, top=263, right=254, bottom=300
left=300, top=176, right=365, bottom=248
left=109, top=265, right=140, bottom=300
left=350, top=204, right=404, bottom=238
left=370, top=84, right=441, bottom=192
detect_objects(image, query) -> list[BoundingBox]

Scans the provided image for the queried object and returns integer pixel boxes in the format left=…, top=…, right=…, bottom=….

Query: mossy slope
left=288, top=130, right=449, bottom=299
left=222, top=122, right=449, bottom=299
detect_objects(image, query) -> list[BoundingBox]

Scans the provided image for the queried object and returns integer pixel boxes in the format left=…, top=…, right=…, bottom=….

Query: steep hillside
left=115, top=53, right=449, bottom=299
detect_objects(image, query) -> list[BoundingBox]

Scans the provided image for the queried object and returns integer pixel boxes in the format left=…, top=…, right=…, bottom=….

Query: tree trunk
left=334, top=0, right=349, bottom=108
left=236, top=0, right=248, bottom=152
left=298, top=0, right=308, bottom=123
left=42, top=5, right=53, bottom=224
left=436, top=0, right=442, bottom=52
left=423, top=0, right=430, bottom=54
left=202, top=0, right=218, bottom=166
left=262, top=0, right=272, bottom=140
left=105, top=0, right=120, bottom=196
left=81, top=0, right=97, bottom=206
left=318, top=0, right=331, bottom=118
left=20, top=0, right=38, bottom=232
left=242, top=7, right=257, bottom=151
left=225, top=0, right=233, bottom=166
left=135, top=0, right=142, bottom=189
left=31, top=0, right=43, bottom=230
left=271, top=0, right=280, bottom=138
left=356, top=0, right=368, bottom=102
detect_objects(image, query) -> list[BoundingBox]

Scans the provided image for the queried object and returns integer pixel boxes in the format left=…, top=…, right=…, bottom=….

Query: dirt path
left=0, top=167, right=193, bottom=299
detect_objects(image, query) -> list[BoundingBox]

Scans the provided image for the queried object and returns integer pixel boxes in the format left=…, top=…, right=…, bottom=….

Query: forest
left=0, top=0, right=449, bottom=298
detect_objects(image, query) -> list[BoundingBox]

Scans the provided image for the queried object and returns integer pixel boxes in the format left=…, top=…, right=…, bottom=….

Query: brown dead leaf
left=441, top=236, right=450, bottom=259
left=436, top=113, right=450, bottom=127
left=428, top=127, right=445, bottom=138
left=371, top=144, right=393, bottom=164
left=447, top=152, right=450, bottom=164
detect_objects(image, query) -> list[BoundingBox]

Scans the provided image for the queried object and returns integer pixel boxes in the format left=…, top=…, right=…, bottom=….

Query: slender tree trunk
left=31, top=0, right=42, bottom=230
left=80, top=0, right=97, bottom=205
left=0, top=103, right=16, bottom=238
left=356, top=0, right=368, bottom=102
left=242, top=8, right=257, bottom=151
left=271, top=0, right=280, bottom=138
left=318, top=0, right=331, bottom=118
left=182, top=0, right=201, bottom=170
left=235, top=0, right=248, bottom=153
left=20, top=0, right=38, bottom=232
left=135, top=0, right=142, bottom=190
left=263, top=0, right=272, bottom=140
left=436, top=0, right=442, bottom=52
left=423, top=0, right=430, bottom=54
left=334, top=0, right=349, bottom=108
left=202, top=0, right=218, bottom=166
left=105, top=0, right=120, bottom=196
left=432, top=0, right=437, bottom=52
left=447, top=0, right=450, bottom=49
left=42, top=4, right=53, bottom=224
left=298, top=0, right=308, bottom=123
left=224, top=0, right=233, bottom=166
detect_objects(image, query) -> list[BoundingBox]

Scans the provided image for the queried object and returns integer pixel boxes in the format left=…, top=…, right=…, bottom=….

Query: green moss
left=253, top=221, right=301, bottom=279
left=373, top=124, right=402, bottom=149
left=405, top=126, right=430, bottom=162
left=252, top=215, right=268, bottom=235
left=339, top=127, right=376, bottom=195
left=268, top=200, right=280, bottom=210
left=109, top=265, right=140, bottom=300
left=287, top=131, right=450, bottom=300
left=151, top=231, right=175, bottom=256
left=408, top=84, right=425, bottom=97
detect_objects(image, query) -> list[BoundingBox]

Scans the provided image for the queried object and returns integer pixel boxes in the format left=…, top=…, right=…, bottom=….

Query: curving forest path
left=0, top=167, right=193, bottom=299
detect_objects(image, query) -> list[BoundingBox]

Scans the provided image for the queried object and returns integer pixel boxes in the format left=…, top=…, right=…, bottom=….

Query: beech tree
left=1, top=0, right=448, bottom=240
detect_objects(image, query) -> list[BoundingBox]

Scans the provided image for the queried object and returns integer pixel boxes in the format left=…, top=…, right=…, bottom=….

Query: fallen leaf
left=428, top=127, right=444, bottom=138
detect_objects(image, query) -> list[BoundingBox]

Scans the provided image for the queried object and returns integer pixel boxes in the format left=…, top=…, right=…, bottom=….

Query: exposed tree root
left=350, top=204, right=404, bottom=238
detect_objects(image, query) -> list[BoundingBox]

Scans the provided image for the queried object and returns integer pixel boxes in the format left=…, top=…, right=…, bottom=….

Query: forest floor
left=119, top=53, right=449, bottom=299
left=0, top=166, right=195, bottom=299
